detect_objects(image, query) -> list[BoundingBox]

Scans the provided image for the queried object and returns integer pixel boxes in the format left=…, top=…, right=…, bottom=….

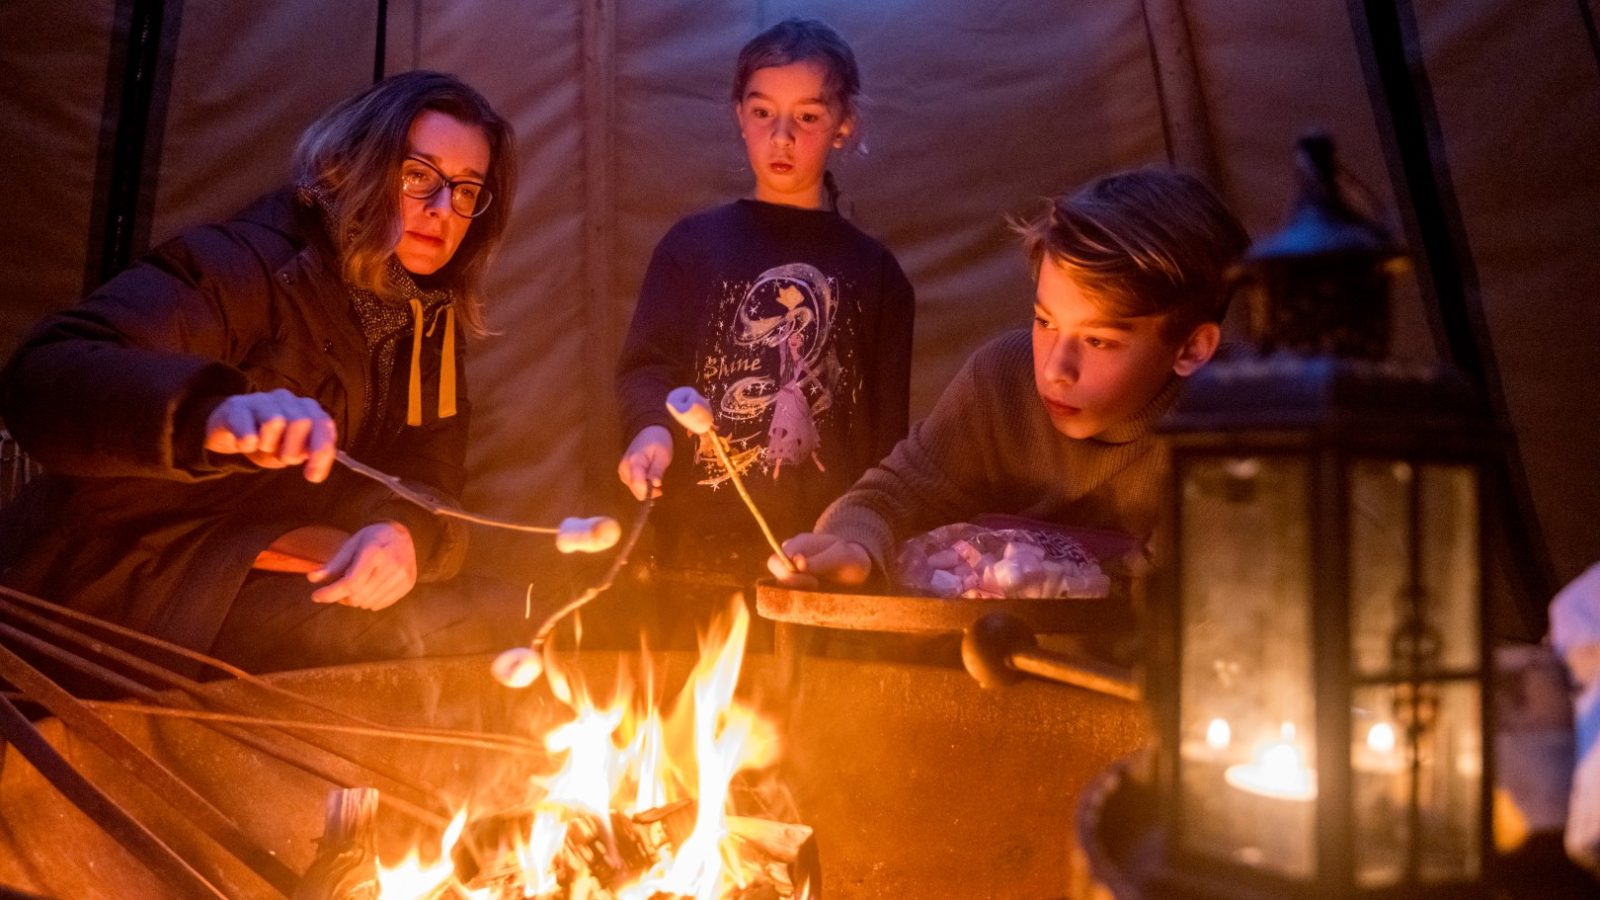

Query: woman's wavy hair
left=293, top=70, right=516, bottom=337
left=1016, top=169, right=1249, bottom=342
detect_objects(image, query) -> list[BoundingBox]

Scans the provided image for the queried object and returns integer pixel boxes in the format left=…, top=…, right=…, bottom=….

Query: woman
left=0, top=71, right=520, bottom=671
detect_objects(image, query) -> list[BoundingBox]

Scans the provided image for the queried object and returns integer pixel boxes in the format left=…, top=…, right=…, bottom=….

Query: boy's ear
left=833, top=117, right=854, bottom=148
left=1172, top=322, right=1221, bottom=377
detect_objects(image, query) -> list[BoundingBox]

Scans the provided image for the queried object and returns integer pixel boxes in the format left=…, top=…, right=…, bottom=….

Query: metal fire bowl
left=756, top=580, right=1137, bottom=635
left=0, top=651, right=1145, bottom=899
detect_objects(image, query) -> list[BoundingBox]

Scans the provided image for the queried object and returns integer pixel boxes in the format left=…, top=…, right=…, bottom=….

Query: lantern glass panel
left=1177, top=454, right=1315, bottom=878
left=1350, top=460, right=1480, bottom=678
left=1351, top=682, right=1483, bottom=886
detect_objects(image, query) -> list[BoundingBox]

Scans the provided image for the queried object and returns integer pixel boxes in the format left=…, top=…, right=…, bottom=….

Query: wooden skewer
left=705, top=431, right=795, bottom=573
left=665, top=387, right=795, bottom=573
left=336, top=450, right=557, bottom=534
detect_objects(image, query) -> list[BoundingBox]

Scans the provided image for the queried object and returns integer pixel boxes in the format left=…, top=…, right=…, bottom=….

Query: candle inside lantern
left=1353, top=720, right=1405, bottom=774
left=1225, top=722, right=1317, bottom=801
left=1206, top=717, right=1232, bottom=751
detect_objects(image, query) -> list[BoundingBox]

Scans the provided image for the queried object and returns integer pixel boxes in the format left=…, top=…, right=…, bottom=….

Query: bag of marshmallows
left=893, top=517, right=1140, bottom=600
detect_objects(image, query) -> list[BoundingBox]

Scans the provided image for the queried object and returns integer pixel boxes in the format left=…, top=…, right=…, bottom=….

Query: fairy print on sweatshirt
left=614, top=199, right=914, bottom=573
left=696, top=262, right=839, bottom=484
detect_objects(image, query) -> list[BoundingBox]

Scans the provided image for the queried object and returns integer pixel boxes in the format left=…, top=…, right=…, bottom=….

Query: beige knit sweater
left=816, top=329, right=1184, bottom=573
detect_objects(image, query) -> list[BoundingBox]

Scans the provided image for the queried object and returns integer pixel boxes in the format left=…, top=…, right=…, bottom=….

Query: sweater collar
left=1093, top=374, right=1184, bottom=445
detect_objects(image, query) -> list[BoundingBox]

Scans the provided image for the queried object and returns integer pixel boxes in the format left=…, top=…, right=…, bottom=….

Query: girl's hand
left=769, top=532, right=872, bottom=589
left=204, top=389, right=337, bottom=482
left=308, top=522, right=417, bottom=610
left=617, top=425, right=673, bottom=501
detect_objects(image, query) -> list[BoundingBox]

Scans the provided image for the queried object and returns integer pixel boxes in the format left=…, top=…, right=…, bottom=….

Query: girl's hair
left=292, top=70, right=516, bottom=337
left=732, top=18, right=862, bottom=211
left=1016, top=169, right=1250, bottom=342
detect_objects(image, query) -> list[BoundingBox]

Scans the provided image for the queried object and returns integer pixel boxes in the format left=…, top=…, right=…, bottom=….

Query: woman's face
left=393, top=110, right=491, bottom=276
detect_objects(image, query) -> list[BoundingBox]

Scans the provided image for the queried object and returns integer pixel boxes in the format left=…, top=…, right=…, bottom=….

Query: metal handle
left=961, top=611, right=1140, bottom=702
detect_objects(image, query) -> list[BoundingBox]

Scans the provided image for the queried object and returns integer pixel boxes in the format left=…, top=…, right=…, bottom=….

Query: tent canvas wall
left=2, top=0, right=1596, bottom=636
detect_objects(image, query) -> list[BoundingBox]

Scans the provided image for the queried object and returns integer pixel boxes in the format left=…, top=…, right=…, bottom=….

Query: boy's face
left=736, top=61, right=851, bottom=209
left=1031, top=259, right=1214, bottom=439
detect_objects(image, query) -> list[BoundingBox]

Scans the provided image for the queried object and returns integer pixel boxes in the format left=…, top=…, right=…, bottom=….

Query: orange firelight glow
left=375, top=601, right=785, bottom=898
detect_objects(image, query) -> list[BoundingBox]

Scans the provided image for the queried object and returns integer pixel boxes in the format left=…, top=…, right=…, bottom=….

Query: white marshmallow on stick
left=491, top=646, right=544, bottom=688
left=664, top=386, right=795, bottom=573
left=555, top=516, right=622, bottom=554
left=666, top=387, right=716, bottom=435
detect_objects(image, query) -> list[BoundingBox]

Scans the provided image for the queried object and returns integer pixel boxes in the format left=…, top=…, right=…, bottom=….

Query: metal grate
left=0, top=429, right=41, bottom=512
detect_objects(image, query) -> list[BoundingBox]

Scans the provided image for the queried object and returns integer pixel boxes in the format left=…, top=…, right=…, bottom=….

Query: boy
left=770, top=168, right=1249, bottom=588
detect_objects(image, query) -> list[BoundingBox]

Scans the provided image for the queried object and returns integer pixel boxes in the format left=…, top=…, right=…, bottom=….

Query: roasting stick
left=0, top=639, right=300, bottom=896
left=0, top=693, right=231, bottom=899
left=336, top=449, right=621, bottom=552
left=666, top=387, right=795, bottom=573
left=0, top=597, right=451, bottom=827
left=79, top=702, right=542, bottom=755
left=492, top=498, right=653, bottom=688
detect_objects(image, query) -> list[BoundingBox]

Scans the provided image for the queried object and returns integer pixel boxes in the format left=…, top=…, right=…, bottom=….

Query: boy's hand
left=769, top=532, right=872, bottom=589
left=308, top=521, right=417, bottom=610
left=204, top=389, right=337, bottom=482
left=618, top=425, right=673, bottom=501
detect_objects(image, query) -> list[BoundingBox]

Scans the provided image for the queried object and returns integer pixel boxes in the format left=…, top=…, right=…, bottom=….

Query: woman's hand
left=308, top=522, right=418, bottom=610
left=617, top=425, right=673, bottom=501
left=204, top=389, right=338, bottom=482
left=768, top=532, right=873, bottom=589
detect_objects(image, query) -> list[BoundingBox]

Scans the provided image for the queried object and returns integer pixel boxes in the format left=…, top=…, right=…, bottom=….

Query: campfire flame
left=375, top=601, right=788, bottom=899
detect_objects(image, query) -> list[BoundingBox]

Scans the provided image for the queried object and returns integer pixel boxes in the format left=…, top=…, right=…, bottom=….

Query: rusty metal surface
left=0, top=651, right=1147, bottom=899
left=756, top=579, right=1137, bottom=634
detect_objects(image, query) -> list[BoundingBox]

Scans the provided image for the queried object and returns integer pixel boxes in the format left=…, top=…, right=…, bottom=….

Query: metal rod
left=0, top=618, right=450, bottom=830
left=0, top=641, right=301, bottom=896
left=0, top=693, right=228, bottom=899
left=0, top=591, right=452, bottom=818
left=85, top=701, right=543, bottom=756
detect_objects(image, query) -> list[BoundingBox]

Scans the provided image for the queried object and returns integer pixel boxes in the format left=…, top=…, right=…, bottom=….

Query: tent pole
left=373, top=0, right=389, bottom=83
left=1347, top=0, right=1558, bottom=633
left=84, top=0, right=181, bottom=293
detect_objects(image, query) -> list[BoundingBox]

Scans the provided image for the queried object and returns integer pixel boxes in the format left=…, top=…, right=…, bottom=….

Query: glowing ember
left=373, top=601, right=806, bottom=899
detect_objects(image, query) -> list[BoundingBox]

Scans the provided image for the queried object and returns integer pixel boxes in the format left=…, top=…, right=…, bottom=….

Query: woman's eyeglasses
left=400, top=156, right=493, bottom=218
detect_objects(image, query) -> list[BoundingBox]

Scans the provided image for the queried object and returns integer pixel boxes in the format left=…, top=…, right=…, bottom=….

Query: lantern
left=1150, top=134, right=1497, bottom=898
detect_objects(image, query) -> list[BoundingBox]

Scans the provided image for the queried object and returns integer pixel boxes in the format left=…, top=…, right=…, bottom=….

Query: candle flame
left=1225, top=723, right=1317, bottom=801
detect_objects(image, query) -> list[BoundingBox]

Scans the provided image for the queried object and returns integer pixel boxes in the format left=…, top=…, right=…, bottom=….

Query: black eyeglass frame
left=400, top=155, right=493, bottom=218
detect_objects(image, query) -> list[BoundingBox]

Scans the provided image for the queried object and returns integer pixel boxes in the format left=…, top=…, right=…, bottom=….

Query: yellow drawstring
left=438, top=305, right=456, bottom=419
left=407, top=299, right=459, bottom=427
left=407, top=299, right=424, bottom=426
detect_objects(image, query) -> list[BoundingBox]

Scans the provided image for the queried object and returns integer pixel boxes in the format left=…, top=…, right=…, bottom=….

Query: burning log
left=440, top=799, right=817, bottom=899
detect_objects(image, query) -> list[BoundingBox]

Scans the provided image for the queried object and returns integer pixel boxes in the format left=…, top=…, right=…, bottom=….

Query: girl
left=0, top=71, right=527, bottom=671
left=615, top=18, right=915, bottom=589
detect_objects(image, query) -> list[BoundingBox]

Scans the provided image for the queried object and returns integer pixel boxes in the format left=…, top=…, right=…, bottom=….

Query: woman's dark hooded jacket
left=0, top=188, right=469, bottom=652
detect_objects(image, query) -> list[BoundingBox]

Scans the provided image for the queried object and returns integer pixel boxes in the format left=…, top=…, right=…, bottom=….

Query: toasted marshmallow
left=666, top=387, right=715, bottom=435
left=556, top=516, right=622, bottom=554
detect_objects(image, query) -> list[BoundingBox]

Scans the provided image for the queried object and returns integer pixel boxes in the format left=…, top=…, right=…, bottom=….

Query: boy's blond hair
left=1017, top=169, right=1248, bottom=341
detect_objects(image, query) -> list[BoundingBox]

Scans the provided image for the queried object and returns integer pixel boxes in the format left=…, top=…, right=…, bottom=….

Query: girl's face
left=736, top=61, right=851, bottom=209
left=393, top=110, right=491, bottom=276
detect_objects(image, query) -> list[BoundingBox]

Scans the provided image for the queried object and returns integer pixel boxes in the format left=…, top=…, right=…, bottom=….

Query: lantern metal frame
left=1146, top=134, right=1501, bottom=899
left=1150, top=354, right=1500, bottom=900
